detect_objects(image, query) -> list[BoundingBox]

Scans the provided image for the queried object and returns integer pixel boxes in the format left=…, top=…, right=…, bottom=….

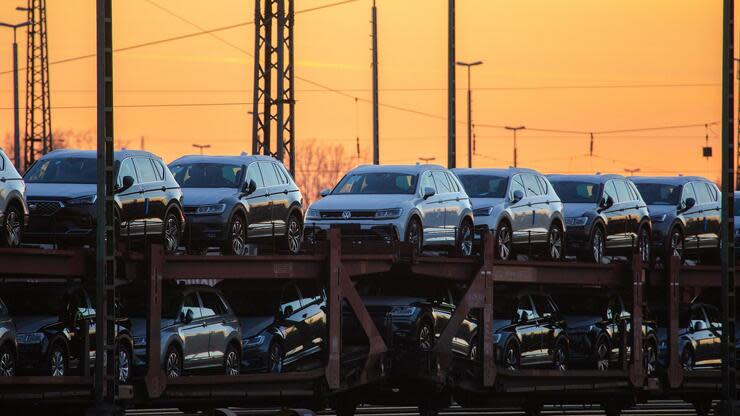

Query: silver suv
left=453, top=168, right=565, bottom=260
left=0, top=148, right=28, bottom=247
left=304, top=164, right=474, bottom=255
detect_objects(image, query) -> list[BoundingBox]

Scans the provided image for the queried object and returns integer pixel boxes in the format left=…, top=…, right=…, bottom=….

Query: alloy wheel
left=50, top=349, right=66, bottom=377
left=459, top=222, right=473, bottom=256
left=269, top=343, right=284, bottom=373
left=592, top=228, right=605, bottom=263
left=4, top=208, right=21, bottom=247
left=554, top=343, right=568, bottom=371
left=225, top=349, right=240, bottom=376
left=670, top=230, right=684, bottom=261
left=504, top=344, right=519, bottom=370
left=230, top=217, right=247, bottom=255
left=469, top=343, right=479, bottom=361
left=117, top=347, right=131, bottom=384
left=497, top=225, right=512, bottom=260
left=638, top=228, right=651, bottom=264
left=644, top=343, right=657, bottom=375
left=418, top=323, right=433, bottom=351
left=287, top=216, right=303, bottom=254
left=548, top=226, right=563, bottom=260
left=681, top=348, right=694, bottom=371
left=0, top=349, right=15, bottom=376
left=164, top=214, right=180, bottom=254
left=166, top=350, right=182, bottom=378
left=406, top=219, right=422, bottom=254
left=595, top=341, right=610, bottom=371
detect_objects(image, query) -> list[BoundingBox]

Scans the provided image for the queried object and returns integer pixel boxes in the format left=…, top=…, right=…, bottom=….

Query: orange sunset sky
left=0, top=1, right=731, bottom=182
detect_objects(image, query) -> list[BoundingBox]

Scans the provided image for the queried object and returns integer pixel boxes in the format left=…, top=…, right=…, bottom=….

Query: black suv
left=553, top=289, right=658, bottom=374
left=493, top=291, right=569, bottom=370
left=23, top=149, right=185, bottom=253
left=217, top=279, right=327, bottom=373
left=631, top=176, right=720, bottom=264
left=548, top=174, right=652, bottom=263
left=1, top=282, right=133, bottom=382
left=0, top=296, right=16, bottom=376
left=169, top=155, right=304, bottom=255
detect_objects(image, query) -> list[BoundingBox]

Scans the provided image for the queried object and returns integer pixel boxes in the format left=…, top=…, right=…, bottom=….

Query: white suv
left=0, top=149, right=28, bottom=247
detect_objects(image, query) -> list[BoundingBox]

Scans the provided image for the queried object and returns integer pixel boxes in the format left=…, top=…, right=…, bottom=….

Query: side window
left=614, top=180, right=631, bottom=203
left=420, top=171, right=436, bottom=194
left=628, top=181, right=641, bottom=201
left=199, top=291, right=226, bottom=317
left=150, top=159, right=165, bottom=181
left=537, top=176, right=549, bottom=194
left=693, top=182, right=712, bottom=204
left=133, top=157, right=158, bottom=183
left=516, top=295, right=536, bottom=320
left=246, top=163, right=265, bottom=188
left=532, top=295, right=556, bottom=318
left=707, top=183, right=719, bottom=202
left=445, top=172, right=460, bottom=192
left=0, top=298, right=6, bottom=316
left=272, top=163, right=288, bottom=185
left=603, top=181, right=618, bottom=203
left=259, top=162, right=279, bottom=187
left=0, top=152, right=5, bottom=171
left=432, top=171, right=453, bottom=194
left=510, top=175, right=526, bottom=198
left=117, top=158, right=138, bottom=187
left=681, top=183, right=696, bottom=204
left=280, top=283, right=302, bottom=315
left=181, top=292, right=202, bottom=320
left=297, top=281, right=322, bottom=305
left=704, top=305, right=721, bottom=326
left=522, top=174, right=542, bottom=197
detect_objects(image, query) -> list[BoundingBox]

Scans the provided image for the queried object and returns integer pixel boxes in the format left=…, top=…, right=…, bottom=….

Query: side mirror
left=599, top=196, right=614, bottom=209
left=117, top=175, right=134, bottom=193
left=320, top=188, right=331, bottom=198
left=423, top=187, right=436, bottom=200
left=683, top=197, right=696, bottom=211
left=511, top=189, right=524, bottom=203
left=243, top=179, right=257, bottom=195
left=692, top=320, right=707, bottom=332
left=282, top=305, right=294, bottom=318
left=520, top=310, right=529, bottom=323
left=181, top=309, right=194, bottom=324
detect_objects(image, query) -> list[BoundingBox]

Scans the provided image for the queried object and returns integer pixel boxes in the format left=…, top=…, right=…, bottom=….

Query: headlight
left=564, top=216, right=588, bottom=226
left=66, top=194, right=97, bottom=205
left=133, top=336, right=146, bottom=346
left=17, top=333, right=45, bottom=344
left=243, top=335, right=265, bottom=347
left=390, top=306, right=417, bottom=317
left=473, top=207, right=493, bottom=217
left=375, top=208, right=402, bottom=219
left=492, top=333, right=502, bottom=343
left=194, top=204, right=226, bottom=215
left=306, top=208, right=320, bottom=220
left=651, top=213, right=667, bottom=223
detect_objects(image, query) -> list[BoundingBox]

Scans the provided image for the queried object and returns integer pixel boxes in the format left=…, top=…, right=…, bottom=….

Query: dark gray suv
left=169, top=155, right=304, bottom=255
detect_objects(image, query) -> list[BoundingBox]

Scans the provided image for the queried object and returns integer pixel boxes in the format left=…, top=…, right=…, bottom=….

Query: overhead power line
left=0, top=101, right=253, bottom=110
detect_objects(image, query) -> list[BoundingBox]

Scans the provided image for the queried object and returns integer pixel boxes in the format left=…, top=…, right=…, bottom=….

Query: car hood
left=469, top=197, right=506, bottom=210
left=562, top=203, right=597, bottom=218
left=26, top=183, right=96, bottom=200
left=239, top=316, right=275, bottom=339
left=181, top=187, right=238, bottom=206
left=493, top=319, right=513, bottom=333
left=310, top=194, right=416, bottom=211
left=130, top=317, right=176, bottom=339
left=657, top=327, right=688, bottom=343
left=360, top=296, right=426, bottom=308
left=13, top=315, right=60, bottom=334
left=645, top=205, right=677, bottom=216
left=564, top=315, right=601, bottom=331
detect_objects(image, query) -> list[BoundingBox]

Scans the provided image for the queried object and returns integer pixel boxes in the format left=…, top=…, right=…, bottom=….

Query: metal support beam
left=629, top=254, right=645, bottom=387
left=446, top=0, right=456, bottom=168
left=23, top=0, right=52, bottom=167
left=371, top=0, right=379, bottom=165
left=666, top=256, right=683, bottom=388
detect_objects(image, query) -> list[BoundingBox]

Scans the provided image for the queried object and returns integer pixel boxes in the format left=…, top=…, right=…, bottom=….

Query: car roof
left=169, top=154, right=278, bottom=166
left=41, top=148, right=159, bottom=161
left=629, top=175, right=711, bottom=185
left=547, top=173, right=625, bottom=183
left=451, top=167, right=540, bottom=176
left=349, top=164, right=447, bottom=174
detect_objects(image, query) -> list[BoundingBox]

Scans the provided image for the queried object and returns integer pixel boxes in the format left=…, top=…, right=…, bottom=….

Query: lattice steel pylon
left=23, top=0, right=52, bottom=168
left=251, top=0, right=295, bottom=176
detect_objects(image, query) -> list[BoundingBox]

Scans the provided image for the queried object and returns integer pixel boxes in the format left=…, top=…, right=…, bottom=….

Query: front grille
left=28, top=200, right=63, bottom=216
left=320, top=210, right=376, bottom=219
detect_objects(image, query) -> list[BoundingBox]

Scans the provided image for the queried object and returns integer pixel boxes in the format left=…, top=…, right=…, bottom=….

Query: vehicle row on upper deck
left=0, top=147, right=724, bottom=266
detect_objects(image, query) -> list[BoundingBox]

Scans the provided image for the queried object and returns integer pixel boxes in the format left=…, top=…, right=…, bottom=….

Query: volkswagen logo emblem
left=342, top=210, right=352, bottom=220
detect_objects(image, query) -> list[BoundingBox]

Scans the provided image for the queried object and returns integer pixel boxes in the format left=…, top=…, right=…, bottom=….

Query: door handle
left=283, top=189, right=288, bottom=194
left=302, top=313, right=308, bottom=318
left=0, top=178, right=5, bottom=182
left=161, top=186, right=167, bottom=192
left=201, top=322, right=207, bottom=327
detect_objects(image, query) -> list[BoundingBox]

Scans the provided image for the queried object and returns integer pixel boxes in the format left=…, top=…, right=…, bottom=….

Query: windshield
left=634, top=183, right=680, bottom=205
left=554, top=293, right=607, bottom=315
left=24, top=157, right=97, bottom=184
left=170, top=163, right=243, bottom=188
left=217, top=282, right=280, bottom=316
left=333, top=172, right=418, bottom=195
left=456, top=174, right=508, bottom=198
left=117, top=284, right=180, bottom=319
left=550, top=181, right=600, bottom=203
left=1, top=285, right=70, bottom=316
left=355, top=278, right=436, bottom=299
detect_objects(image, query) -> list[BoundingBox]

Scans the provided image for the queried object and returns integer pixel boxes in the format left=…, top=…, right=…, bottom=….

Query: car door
left=531, top=294, right=557, bottom=363
left=132, top=157, right=163, bottom=236
left=279, top=282, right=305, bottom=362
left=680, top=183, right=702, bottom=251
left=115, top=157, right=143, bottom=236
left=601, top=180, right=628, bottom=249
left=704, top=183, right=722, bottom=248
left=515, top=294, right=540, bottom=366
left=693, top=182, right=719, bottom=249
left=67, top=288, right=94, bottom=368
left=418, top=171, right=444, bottom=243
left=522, top=173, right=548, bottom=243
left=537, top=175, right=558, bottom=231
left=444, top=171, right=466, bottom=232
left=431, top=170, right=457, bottom=243
left=508, top=175, right=531, bottom=245
left=296, top=280, right=326, bottom=355
left=178, top=291, right=209, bottom=368
left=702, top=305, right=723, bottom=366
left=258, top=162, right=283, bottom=238
left=430, top=282, right=454, bottom=339
left=199, top=290, right=229, bottom=366
left=242, top=162, right=271, bottom=238
left=614, top=180, right=639, bottom=248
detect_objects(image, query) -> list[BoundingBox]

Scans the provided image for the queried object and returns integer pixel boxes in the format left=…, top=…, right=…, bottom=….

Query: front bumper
left=182, top=212, right=230, bottom=246
left=304, top=220, right=401, bottom=243
left=16, top=341, right=48, bottom=373
left=25, top=203, right=97, bottom=245
left=564, top=225, right=592, bottom=252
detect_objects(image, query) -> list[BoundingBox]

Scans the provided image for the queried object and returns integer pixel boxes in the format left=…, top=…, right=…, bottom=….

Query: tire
left=594, top=335, right=610, bottom=371
left=502, top=341, right=520, bottom=370
left=522, top=402, right=543, bottom=416
left=282, top=213, right=303, bottom=255
left=495, top=221, right=514, bottom=260
left=666, top=227, right=685, bottom=266
left=333, top=395, right=357, bottom=416
left=224, top=343, right=241, bottom=376
left=418, top=401, right=440, bottom=416
left=418, top=320, right=434, bottom=351
left=48, top=343, right=67, bottom=377
left=456, top=219, right=474, bottom=257
left=222, top=214, right=247, bottom=256
left=468, top=336, right=479, bottom=361
left=1, top=204, right=22, bottom=248
left=546, top=221, right=564, bottom=261
left=636, top=225, right=651, bottom=265
left=267, top=341, right=284, bottom=373
left=582, top=225, right=605, bottom=263
left=0, top=344, right=15, bottom=376
left=116, top=342, right=132, bottom=384
left=644, top=339, right=658, bottom=376
left=405, top=216, right=423, bottom=255
left=693, top=399, right=713, bottom=416
left=162, top=208, right=182, bottom=254
left=553, top=338, right=568, bottom=371
left=164, top=344, right=183, bottom=378
left=681, top=347, right=694, bottom=371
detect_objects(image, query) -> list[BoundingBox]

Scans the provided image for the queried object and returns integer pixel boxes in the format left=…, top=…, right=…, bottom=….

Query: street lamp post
left=418, top=156, right=436, bottom=164
left=0, top=21, right=30, bottom=169
left=192, top=144, right=211, bottom=155
left=505, top=126, right=526, bottom=167
left=456, top=60, right=483, bottom=168
left=624, top=168, right=641, bottom=176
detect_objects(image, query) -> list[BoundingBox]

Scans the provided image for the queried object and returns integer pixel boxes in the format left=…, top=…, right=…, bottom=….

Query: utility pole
left=192, top=144, right=211, bottom=155
left=371, top=0, right=379, bottom=164
left=720, top=0, right=737, bottom=413
left=624, top=168, right=641, bottom=176
left=140, top=135, right=145, bottom=151
left=505, top=126, right=525, bottom=167
left=418, top=156, right=436, bottom=164
left=447, top=0, right=456, bottom=168
left=456, top=60, right=483, bottom=168
left=0, top=21, right=30, bottom=170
